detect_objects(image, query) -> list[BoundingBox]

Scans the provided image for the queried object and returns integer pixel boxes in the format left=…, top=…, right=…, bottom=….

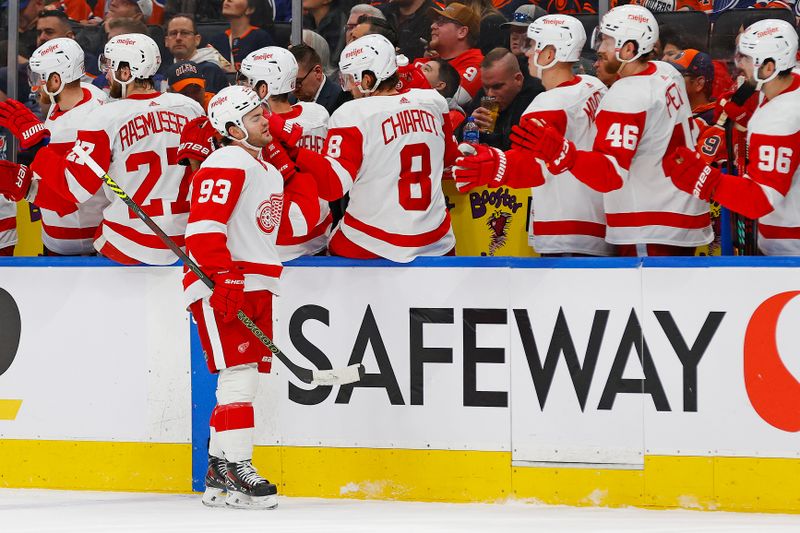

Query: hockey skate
left=225, top=460, right=278, bottom=510
left=201, top=455, right=229, bottom=508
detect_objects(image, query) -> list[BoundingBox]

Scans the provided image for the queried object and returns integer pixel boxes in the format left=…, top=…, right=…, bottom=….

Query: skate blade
left=226, top=491, right=278, bottom=510
left=202, top=487, right=227, bottom=508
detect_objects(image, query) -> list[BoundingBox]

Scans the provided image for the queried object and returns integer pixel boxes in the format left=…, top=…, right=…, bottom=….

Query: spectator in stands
left=291, top=43, right=344, bottom=114
left=6, top=0, right=45, bottom=58
left=36, top=9, right=74, bottom=47
left=381, top=0, right=435, bottom=61
left=501, top=4, right=545, bottom=80
left=666, top=49, right=715, bottom=125
left=462, top=47, right=542, bottom=150
left=428, top=3, right=484, bottom=107
left=165, top=14, right=231, bottom=93
left=421, top=57, right=466, bottom=128
left=657, top=23, right=705, bottom=61
left=346, top=4, right=385, bottom=45
left=167, top=61, right=211, bottom=110
left=104, top=0, right=153, bottom=32
left=351, top=15, right=398, bottom=45
left=452, top=0, right=506, bottom=55
left=42, top=0, right=93, bottom=21
left=302, top=0, right=347, bottom=67
left=208, top=0, right=274, bottom=73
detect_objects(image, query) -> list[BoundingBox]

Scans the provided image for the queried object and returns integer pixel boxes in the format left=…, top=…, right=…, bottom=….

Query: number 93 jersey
left=323, top=88, right=455, bottom=262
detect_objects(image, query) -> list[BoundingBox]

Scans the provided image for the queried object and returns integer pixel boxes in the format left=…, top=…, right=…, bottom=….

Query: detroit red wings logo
left=256, top=194, right=283, bottom=234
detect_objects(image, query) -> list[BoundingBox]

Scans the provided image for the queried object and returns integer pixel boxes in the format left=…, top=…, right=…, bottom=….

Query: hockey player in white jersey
left=290, top=34, right=459, bottom=261
left=453, top=15, right=612, bottom=257
left=0, top=33, right=203, bottom=265
left=0, top=198, right=14, bottom=256
left=186, top=85, right=319, bottom=509
left=666, top=19, right=800, bottom=256
left=512, top=5, right=713, bottom=256
left=239, top=46, right=332, bottom=259
left=0, top=38, right=108, bottom=255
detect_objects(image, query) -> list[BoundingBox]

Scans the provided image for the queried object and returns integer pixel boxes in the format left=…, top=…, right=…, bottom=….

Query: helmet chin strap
left=112, top=68, right=134, bottom=98
left=44, top=79, right=65, bottom=106
left=533, top=50, right=557, bottom=79
left=753, top=63, right=779, bottom=92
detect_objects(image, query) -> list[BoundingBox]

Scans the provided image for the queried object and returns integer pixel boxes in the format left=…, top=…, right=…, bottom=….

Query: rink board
left=2, top=256, right=800, bottom=511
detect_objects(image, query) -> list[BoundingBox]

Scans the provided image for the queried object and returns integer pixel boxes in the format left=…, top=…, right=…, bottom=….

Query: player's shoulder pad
left=158, top=91, right=205, bottom=117
left=202, top=145, right=261, bottom=172
left=749, top=89, right=800, bottom=136
left=407, top=87, right=449, bottom=114
left=296, top=101, right=330, bottom=122
left=81, top=82, right=109, bottom=104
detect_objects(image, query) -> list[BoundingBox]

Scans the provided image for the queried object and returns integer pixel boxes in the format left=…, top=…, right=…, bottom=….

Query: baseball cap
left=120, top=0, right=153, bottom=18
left=167, top=61, right=205, bottom=92
left=430, top=3, right=480, bottom=37
left=500, top=4, right=547, bottom=29
left=667, top=49, right=714, bottom=81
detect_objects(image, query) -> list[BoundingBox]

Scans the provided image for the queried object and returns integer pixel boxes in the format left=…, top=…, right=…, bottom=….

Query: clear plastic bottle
left=463, top=116, right=480, bottom=145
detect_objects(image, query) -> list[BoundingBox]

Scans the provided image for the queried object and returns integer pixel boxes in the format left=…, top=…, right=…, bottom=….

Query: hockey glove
left=177, top=116, right=218, bottom=165
left=0, top=160, right=33, bottom=202
left=664, top=146, right=721, bottom=202
left=510, top=118, right=576, bottom=174
left=263, top=142, right=296, bottom=181
left=452, top=143, right=506, bottom=192
left=715, top=83, right=758, bottom=128
left=267, top=112, right=303, bottom=148
left=0, top=99, right=50, bottom=149
left=209, top=269, right=246, bottom=323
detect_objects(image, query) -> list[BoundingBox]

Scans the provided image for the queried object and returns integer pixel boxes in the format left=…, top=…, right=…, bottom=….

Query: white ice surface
left=2, top=489, right=800, bottom=533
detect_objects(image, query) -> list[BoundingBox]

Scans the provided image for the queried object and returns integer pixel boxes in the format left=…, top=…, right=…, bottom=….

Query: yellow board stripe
left=0, top=440, right=191, bottom=492
left=3, top=441, right=800, bottom=514
left=0, top=400, right=22, bottom=420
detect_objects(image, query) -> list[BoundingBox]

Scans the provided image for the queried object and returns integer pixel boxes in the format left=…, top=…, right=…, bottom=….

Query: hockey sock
left=212, top=402, right=255, bottom=463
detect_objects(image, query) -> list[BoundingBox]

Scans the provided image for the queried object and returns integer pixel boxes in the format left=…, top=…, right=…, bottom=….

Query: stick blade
left=311, top=364, right=364, bottom=386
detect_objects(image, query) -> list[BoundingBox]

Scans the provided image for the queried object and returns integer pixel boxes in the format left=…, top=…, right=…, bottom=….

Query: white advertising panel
left=509, top=267, right=645, bottom=465
left=262, top=267, right=512, bottom=451
left=0, top=267, right=191, bottom=443
left=642, top=267, right=800, bottom=458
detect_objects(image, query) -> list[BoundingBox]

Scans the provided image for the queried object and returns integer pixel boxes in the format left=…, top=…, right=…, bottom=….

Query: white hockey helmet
left=524, top=15, right=586, bottom=75
left=594, top=5, right=658, bottom=63
left=100, top=33, right=161, bottom=91
left=28, top=38, right=85, bottom=98
left=239, top=46, right=298, bottom=99
left=738, top=19, right=799, bottom=89
left=338, top=34, right=397, bottom=94
left=207, top=85, right=263, bottom=142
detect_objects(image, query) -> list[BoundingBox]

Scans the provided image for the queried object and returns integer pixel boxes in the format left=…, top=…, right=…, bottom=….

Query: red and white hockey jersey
left=303, top=88, right=457, bottom=262
left=717, top=74, right=800, bottom=255
left=0, top=197, right=15, bottom=253
left=519, top=75, right=613, bottom=256
left=32, top=91, right=204, bottom=264
left=38, top=85, right=108, bottom=255
left=276, top=101, right=331, bottom=260
left=183, top=145, right=319, bottom=305
left=571, top=61, right=713, bottom=247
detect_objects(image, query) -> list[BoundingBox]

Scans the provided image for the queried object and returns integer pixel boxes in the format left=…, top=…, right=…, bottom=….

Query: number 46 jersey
left=318, top=89, right=456, bottom=262
left=32, top=91, right=204, bottom=265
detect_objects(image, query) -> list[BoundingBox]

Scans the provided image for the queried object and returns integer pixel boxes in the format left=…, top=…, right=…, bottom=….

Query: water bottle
left=463, top=116, right=480, bottom=145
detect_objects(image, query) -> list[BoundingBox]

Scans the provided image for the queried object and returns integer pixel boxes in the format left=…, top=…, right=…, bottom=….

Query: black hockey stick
left=720, top=83, right=757, bottom=255
left=71, top=145, right=364, bottom=386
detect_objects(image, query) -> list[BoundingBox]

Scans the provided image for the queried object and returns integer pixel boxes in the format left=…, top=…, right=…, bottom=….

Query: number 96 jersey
left=323, top=89, right=456, bottom=262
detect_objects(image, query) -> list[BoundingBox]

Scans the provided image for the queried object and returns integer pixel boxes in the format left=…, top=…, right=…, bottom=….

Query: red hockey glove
left=0, top=160, right=33, bottom=202
left=0, top=99, right=50, bottom=149
left=263, top=142, right=296, bottom=181
left=510, top=118, right=576, bottom=174
left=714, top=83, right=758, bottom=128
left=695, top=124, right=727, bottom=165
left=267, top=112, right=303, bottom=148
left=452, top=143, right=506, bottom=192
left=664, top=146, right=721, bottom=202
left=177, top=116, right=218, bottom=165
left=209, top=269, right=245, bottom=323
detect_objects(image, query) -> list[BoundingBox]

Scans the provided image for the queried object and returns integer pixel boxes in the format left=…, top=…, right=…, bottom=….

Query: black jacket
left=461, top=77, right=545, bottom=151
left=316, top=76, right=346, bottom=115
left=381, top=0, right=434, bottom=61
left=304, top=8, right=347, bottom=67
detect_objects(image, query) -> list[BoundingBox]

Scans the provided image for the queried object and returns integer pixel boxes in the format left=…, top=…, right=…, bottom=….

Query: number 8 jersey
left=306, top=88, right=457, bottom=262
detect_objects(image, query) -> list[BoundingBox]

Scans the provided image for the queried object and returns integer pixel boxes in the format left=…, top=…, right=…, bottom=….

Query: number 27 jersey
left=323, top=89, right=455, bottom=262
